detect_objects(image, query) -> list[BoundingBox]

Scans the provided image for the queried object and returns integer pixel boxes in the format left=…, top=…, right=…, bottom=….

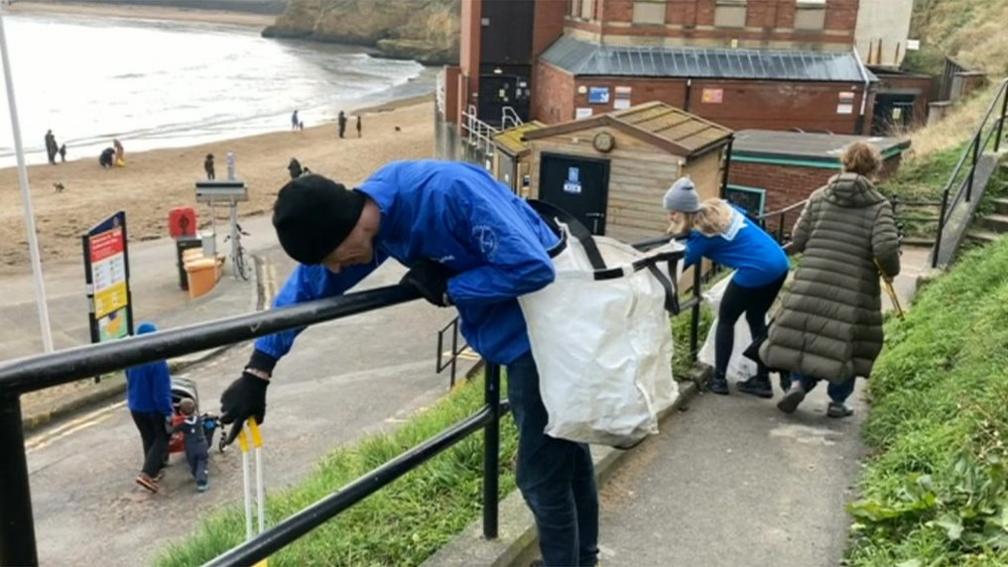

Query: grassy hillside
left=905, top=0, right=1008, bottom=76
left=847, top=237, right=1008, bottom=565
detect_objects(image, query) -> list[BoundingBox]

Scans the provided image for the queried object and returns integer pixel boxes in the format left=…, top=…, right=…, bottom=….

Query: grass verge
left=158, top=307, right=709, bottom=566
left=846, top=237, right=1008, bottom=566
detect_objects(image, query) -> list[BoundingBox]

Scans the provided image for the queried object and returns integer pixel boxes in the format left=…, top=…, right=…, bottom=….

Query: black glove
left=401, top=259, right=454, bottom=307
left=220, top=371, right=269, bottom=447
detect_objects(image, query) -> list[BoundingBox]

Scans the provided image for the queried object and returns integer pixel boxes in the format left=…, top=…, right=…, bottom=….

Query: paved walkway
left=593, top=245, right=932, bottom=566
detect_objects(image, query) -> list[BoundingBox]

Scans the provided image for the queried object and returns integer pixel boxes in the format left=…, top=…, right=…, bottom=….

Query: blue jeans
left=782, top=373, right=856, bottom=403
left=507, top=351, right=599, bottom=567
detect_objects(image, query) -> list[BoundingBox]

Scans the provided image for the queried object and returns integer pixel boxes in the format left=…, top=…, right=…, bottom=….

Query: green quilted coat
left=760, top=173, right=901, bottom=382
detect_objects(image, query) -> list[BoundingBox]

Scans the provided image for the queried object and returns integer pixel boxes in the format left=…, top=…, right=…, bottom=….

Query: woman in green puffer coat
left=760, top=141, right=901, bottom=418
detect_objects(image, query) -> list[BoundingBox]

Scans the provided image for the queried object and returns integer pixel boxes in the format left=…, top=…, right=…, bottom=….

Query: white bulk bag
left=519, top=222, right=683, bottom=448
left=697, top=272, right=760, bottom=382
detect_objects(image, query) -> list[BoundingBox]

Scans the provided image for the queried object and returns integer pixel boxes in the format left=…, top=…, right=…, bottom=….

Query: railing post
left=689, top=265, right=702, bottom=360
left=0, top=394, right=37, bottom=566
left=933, top=188, right=950, bottom=268
left=450, top=320, right=459, bottom=388
left=482, top=363, right=500, bottom=539
left=995, top=83, right=1008, bottom=153
left=966, top=134, right=980, bottom=202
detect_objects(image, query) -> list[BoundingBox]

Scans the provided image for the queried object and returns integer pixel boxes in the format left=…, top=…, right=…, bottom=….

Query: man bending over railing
left=218, top=160, right=599, bottom=567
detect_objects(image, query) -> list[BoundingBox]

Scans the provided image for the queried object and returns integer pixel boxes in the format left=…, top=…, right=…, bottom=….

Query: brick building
left=727, top=129, right=910, bottom=216
left=440, top=0, right=888, bottom=136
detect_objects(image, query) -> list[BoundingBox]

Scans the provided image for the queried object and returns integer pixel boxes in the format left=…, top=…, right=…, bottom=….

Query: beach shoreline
left=8, top=1, right=277, bottom=28
left=0, top=97, right=436, bottom=274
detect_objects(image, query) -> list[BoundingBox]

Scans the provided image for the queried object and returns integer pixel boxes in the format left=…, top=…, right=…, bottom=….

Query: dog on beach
left=53, top=182, right=66, bottom=193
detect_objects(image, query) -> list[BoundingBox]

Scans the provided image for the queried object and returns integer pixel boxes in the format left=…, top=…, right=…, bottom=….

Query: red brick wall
left=532, top=62, right=576, bottom=123
left=533, top=0, right=568, bottom=58
left=584, top=0, right=858, bottom=47
left=570, top=76, right=688, bottom=113
left=459, top=0, right=481, bottom=100
left=729, top=155, right=904, bottom=213
left=689, top=80, right=867, bottom=134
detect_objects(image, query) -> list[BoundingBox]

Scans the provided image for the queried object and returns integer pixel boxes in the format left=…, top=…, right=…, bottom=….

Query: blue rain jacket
left=126, top=322, right=173, bottom=415
left=255, top=160, right=559, bottom=365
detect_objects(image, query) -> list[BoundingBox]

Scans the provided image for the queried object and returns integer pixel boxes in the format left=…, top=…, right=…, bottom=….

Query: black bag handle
left=527, top=199, right=607, bottom=270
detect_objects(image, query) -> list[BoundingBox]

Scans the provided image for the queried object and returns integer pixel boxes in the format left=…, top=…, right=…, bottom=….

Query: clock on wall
left=592, top=131, right=615, bottom=153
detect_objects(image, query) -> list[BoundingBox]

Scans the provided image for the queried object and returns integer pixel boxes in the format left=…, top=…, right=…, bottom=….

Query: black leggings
left=716, top=275, right=786, bottom=380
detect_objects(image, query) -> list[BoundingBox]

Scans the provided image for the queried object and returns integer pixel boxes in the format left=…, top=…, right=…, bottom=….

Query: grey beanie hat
left=663, top=176, right=700, bottom=213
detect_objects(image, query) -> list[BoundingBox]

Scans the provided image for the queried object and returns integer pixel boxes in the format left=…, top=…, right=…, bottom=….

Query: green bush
left=846, top=238, right=1008, bottom=565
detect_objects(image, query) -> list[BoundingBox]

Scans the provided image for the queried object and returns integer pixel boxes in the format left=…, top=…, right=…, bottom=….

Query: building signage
left=588, top=86, right=610, bottom=104
left=83, top=211, right=133, bottom=343
left=575, top=107, right=593, bottom=120
left=613, top=86, right=632, bottom=109
left=701, top=88, right=724, bottom=104
left=563, top=167, right=583, bottom=194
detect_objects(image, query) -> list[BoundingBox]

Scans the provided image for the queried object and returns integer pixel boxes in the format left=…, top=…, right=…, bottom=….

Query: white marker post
left=0, top=13, right=53, bottom=352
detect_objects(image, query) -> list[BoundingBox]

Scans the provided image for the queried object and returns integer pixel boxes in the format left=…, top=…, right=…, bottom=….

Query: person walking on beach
left=58, top=144, right=67, bottom=163
left=291, top=110, right=299, bottom=131
left=204, top=153, right=215, bottom=180
left=113, top=139, right=125, bottom=167
left=219, top=163, right=601, bottom=567
left=99, top=147, right=116, bottom=168
left=356, top=115, right=362, bottom=138
left=127, top=322, right=173, bottom=493
left=44, top=130, right=58, bottom=164
left=338, top=110, right=347, bottom=139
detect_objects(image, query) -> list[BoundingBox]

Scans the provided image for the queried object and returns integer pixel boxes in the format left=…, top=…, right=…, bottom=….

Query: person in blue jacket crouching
left=219, top=160, right=599, bottom=567
left=663, top=176, right=790, bottom=398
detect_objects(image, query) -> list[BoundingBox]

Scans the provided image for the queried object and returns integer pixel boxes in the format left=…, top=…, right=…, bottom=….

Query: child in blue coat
left=174, top=398, right=210, bottom=492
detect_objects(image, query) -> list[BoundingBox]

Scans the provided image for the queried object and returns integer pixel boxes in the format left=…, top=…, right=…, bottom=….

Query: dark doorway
left=872, top=93, right=917, bottom=135
left=477, top=74, right=531, bottom=126
left=538, top=153, right=610, bottom=235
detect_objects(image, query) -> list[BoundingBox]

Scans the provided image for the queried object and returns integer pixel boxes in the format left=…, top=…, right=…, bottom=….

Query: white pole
left=0, top=13, right=54, bottom=353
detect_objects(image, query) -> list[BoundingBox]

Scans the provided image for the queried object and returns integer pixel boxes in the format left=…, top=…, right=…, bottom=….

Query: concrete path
left=592, top=244, right=932, bottom=567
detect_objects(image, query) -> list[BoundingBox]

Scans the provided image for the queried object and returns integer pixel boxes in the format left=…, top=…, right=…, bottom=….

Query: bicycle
left=224, top=222, right=252, bottom=281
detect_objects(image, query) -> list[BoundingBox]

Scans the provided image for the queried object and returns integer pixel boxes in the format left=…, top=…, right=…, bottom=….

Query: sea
left=0, top=11, right=435, bottom=167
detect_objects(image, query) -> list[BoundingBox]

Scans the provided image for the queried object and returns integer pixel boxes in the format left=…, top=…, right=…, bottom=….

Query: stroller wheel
left=218, top=434, right=228, bottom=453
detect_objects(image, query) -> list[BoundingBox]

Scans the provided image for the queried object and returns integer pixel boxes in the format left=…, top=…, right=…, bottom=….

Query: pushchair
left=169, top=377, right=225, bottom=455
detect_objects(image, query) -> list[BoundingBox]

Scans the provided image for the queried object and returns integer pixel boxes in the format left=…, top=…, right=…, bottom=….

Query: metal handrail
left=756, top=199, right=808, bottom=245
left=0, top=237, right=704, bottom=567
left=932, top=78, right=1008, bottom=268
left=501, top=106, right=522, bottom=130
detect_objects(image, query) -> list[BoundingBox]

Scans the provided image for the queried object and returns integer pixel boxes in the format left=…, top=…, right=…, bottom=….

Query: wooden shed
left=523, top=101, right=734, bottom=243
left=491, top=121, right=545, bottom=197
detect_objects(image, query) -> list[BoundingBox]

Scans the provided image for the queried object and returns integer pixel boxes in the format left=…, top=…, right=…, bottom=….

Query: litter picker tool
left=237, top=418, right=267, bottom=566
left=875, top=259, right=904, bottom=319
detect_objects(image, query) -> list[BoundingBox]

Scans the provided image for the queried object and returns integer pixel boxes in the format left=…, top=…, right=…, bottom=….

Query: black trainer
left=827, top=401, right=854, bottom=418
left=707, top=375, right=730, bottom=395
left=736, top=375, right=773, bottom=398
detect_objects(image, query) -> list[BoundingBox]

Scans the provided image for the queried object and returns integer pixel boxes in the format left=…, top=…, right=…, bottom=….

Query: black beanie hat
left=272, top=174, right=366, bottom=265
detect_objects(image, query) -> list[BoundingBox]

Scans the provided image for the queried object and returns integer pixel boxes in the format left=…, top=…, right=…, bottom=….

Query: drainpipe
left=684, top=78, right=692, bottom=112
left=852, top=46, right=871, bottom=135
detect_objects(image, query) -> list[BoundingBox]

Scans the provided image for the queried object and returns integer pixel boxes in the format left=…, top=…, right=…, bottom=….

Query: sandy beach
left=0, top=97, right=435, bottom=274
left=8, top=1, right=277, bottom=28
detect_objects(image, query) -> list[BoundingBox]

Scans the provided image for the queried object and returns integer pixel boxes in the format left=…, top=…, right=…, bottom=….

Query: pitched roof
left=541, top=36, right=876, bottom=83
left=522, top=101, right=733, bottom=158
left=492, top=121, right=546, bottom=156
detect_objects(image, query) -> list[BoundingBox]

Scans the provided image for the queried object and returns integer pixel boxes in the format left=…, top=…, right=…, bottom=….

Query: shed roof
left=492, top=121, right=545, bottom=156
left=731, top=129, right=911, bottom=168
left=523, top=101, right=733, bottom=158
left=541, top=36, right=876, bottom=83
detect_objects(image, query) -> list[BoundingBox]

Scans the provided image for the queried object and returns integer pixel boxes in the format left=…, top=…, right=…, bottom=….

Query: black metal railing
left=0, top=243, right=700, bottom=567
left=757, top=199, right=808, bottom=247
left=932, top=78, right=1008, bottom=268
left=436, top=316, right=471, bottom=388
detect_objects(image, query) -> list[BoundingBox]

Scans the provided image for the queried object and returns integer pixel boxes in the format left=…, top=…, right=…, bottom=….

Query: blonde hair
left=668, top=198, right=734, bottom=236
left=841, top=141, right=882, bottom=177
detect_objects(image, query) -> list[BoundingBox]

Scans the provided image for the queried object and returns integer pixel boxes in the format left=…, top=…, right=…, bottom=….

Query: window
left=632, top=1, right=666, bottom=25
left=570, top=0, right=579, bottom=17
left=795, top=0, right=826, bottom=30
left=580, top=0, right=595, bottom=20
left=714, top=0, right=747, bottom=29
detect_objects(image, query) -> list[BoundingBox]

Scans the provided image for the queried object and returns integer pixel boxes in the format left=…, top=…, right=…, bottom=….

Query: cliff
left=262, top=0, right=459, bottom=65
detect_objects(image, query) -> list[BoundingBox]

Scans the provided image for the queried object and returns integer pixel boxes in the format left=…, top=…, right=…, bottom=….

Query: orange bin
left=184, top=258, right=219, bottom=299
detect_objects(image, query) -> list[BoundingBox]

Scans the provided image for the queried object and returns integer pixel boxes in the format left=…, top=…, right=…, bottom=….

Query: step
left=992, top=198, right=1008, bottom=216
left=979, top=213, right=1008, bottom=233
left=966, top=229, right=1003, bottom=244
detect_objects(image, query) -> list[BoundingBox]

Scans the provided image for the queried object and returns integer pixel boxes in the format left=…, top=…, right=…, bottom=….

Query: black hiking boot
left=707, top=374, right=730, bottom=395
left=736, top=375, right=773, bottom=399
left=776, top=382, right=806, bottom=414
